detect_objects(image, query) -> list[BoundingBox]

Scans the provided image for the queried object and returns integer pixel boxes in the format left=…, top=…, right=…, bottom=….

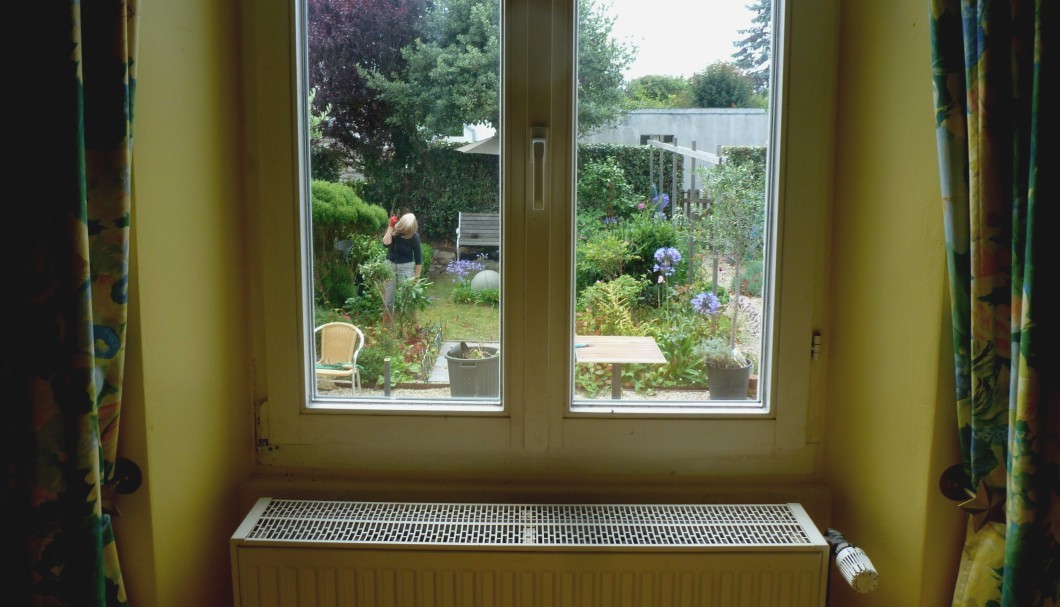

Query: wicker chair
left=314, top=322, right=365, bottom=389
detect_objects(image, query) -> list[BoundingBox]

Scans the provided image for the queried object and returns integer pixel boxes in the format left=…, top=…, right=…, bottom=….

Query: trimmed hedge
left=577, top=143, right=682, bottom=204
left=311, top=180, right=389, bottom=307
left=357, top=142, right=684, bottom=242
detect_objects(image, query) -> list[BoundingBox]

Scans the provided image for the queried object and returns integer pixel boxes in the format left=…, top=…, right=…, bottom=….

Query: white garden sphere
left=470, top=269, right=500, bottom=291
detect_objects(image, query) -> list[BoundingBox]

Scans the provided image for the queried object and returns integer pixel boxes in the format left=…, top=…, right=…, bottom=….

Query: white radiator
left=230, top=498, right=829, bottom=607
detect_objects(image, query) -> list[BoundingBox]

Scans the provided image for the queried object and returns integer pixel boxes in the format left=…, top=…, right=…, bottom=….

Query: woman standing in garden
left=382, top=212, right=422, bottom=324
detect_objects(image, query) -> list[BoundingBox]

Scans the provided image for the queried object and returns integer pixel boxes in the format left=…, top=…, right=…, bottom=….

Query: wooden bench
left=455, top=212, right=500, bottom=260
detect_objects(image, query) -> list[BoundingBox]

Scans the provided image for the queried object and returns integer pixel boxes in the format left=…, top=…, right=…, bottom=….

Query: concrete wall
left=580, top=108, right=769, bottom=152
left=579, top=108, right=768, bottom=191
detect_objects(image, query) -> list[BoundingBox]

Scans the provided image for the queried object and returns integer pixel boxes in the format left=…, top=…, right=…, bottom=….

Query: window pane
left=574, top=0, right=773, bottom=406
left=304, top=0, right=502, bottom=407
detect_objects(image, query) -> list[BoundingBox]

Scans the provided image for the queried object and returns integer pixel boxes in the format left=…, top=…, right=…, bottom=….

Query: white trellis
left=646, top=139, right=726, bottom=285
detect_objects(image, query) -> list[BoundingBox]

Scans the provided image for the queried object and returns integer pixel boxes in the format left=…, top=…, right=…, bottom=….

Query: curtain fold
left=10, top=1, right=139, bottom=605
left=930, top=1, right=1059, bottom=605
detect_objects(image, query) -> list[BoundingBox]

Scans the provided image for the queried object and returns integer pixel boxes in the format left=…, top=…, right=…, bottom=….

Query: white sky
left=603, top=0, right=754, bottom=80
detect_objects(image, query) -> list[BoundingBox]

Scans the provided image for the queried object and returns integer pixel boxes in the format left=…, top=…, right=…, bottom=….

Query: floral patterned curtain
left=930, top=1, right=1059, bottom=605
left=9, top=1, right=139, bottom=604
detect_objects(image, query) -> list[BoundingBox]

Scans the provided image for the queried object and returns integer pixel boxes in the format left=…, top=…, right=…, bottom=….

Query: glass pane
left=304, top=0, right=501, bottom=406
left=574, top=0, right=773, bottom=405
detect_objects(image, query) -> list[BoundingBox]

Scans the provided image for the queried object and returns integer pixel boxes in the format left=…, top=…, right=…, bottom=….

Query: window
left=243, top=0, right=836, bottom=477
left=639, top=135, right=674, bottom=145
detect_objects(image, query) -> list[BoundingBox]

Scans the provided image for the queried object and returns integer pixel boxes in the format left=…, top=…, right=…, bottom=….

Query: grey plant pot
left=706, top=362, right=752, bottom=400
left=445, top=346, right=500, bottom=397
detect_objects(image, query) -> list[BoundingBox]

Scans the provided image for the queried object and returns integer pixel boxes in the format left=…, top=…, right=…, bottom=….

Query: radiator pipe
left=824, top=528, right=879, bottom=594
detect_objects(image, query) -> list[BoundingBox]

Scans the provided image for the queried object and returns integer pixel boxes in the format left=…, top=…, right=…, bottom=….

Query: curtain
left=930, top=1, right=1059, bottom=605
left=8, top=1, right=139, bottom=604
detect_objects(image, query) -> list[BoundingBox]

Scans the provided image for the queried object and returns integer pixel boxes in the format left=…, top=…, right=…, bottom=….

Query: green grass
left=420, top=273, right=500, bottom=342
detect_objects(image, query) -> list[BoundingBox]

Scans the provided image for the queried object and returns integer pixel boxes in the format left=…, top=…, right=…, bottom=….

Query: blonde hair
left=394, top=213, right=418, bottom=237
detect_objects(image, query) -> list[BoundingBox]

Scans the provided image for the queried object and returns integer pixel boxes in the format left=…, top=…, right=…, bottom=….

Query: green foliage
left=311, top=146, right=345, bottom=182
left=732, top=0, right=773, bottom=93
left=702, top=159, right=765, bottom=265
left=576, top=0, right=636, bottom=135
left=623, top=74, right=693, bottom=109
left=452, top=282, right=499, bottom=306
left=701, top=150, right=766, bottom=346
left=576, top=274, right=645, bottom=336
left=690, top=62, right=755, bottom=108
left=359, top=143, right=499, bottom=241
left=616, top=209, right=685, bottom=286
left=698, top=336, right=749, bottom=369
left=358, top=257, right=395, bottom=317
left=370, top=0, right=633, bottom=139
left=576, top=231, right=637, bottom=287
left=644, top=312, right=711, bottom=387
left=394, top=276, right=433, bottom=334
left=358, top=331, right=416, bottom=387
left=369, top=0, right=501, bottom=136
left=342, top=292, right=384, bottom=325
left=736, top=258, right=764, bottom=297
left=358, top=143, right=683, bottom=242
left=311, top=180, right=389, bottom=257
left=577, top=144, right=682, bottom=204
left=311, top=180, right=390, bottom=307
left=577, top=159, right=638, bottom=219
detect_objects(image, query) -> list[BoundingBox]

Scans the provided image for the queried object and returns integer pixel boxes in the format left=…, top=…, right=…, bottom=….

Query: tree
left=370, top=0, right=635, bottom=139
left=731, top=0, right=772, bottom=93
left=701, top=157, right=765, bottom=347
left=690, top=62, right=755, bottom=108
left=369, top=0, right=501, bottom=137
left=576, top=0, right=637, bottom=134
left=307, top=0, right=429, bottom=162
left=623, top=74, right=692, bottom=109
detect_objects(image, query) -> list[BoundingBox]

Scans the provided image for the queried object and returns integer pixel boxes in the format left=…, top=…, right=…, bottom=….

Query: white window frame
left=240, top=0, right=836, bottom=478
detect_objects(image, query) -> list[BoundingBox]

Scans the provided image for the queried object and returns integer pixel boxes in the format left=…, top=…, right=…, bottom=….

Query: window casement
left=242, top=0, right=836, bottom=479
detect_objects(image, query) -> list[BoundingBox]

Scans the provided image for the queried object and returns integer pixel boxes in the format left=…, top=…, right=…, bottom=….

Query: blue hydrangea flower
left=691, top=291, right=721, bottom=315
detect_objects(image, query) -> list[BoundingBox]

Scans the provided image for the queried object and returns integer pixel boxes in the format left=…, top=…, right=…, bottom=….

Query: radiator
left=230, top=498, right=829, bottom=607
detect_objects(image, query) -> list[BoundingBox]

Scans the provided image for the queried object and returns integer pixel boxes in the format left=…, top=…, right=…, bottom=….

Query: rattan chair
left=314, top=322, right=365, bottom=389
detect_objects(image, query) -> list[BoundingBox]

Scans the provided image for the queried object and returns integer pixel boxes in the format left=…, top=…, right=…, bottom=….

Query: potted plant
left=698, top=336, right=751, bottom=400
left=444, top=341, right=500, bottom=397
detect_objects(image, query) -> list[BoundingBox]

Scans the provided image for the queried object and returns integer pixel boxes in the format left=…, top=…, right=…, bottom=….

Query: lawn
left=418, top=272, right=500, bottom=343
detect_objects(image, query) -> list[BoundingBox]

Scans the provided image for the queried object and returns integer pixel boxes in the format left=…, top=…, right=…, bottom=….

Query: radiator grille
left=232, top=499, right=829, bottom=606
left=242, top=500, right=814, bottom=548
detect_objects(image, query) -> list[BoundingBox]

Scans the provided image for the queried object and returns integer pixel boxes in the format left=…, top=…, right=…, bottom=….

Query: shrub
left=311, top=180, right=389, bottom=307
left=690, top=62, right=755, bottom=108
left=576, top=158, right=638, bottom=220
left=617, top=210, right=685, bottom=286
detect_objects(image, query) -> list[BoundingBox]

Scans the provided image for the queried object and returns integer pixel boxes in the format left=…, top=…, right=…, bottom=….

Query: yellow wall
left=117, top=0, right=966, bottom=605
left=823, top=2, right=965, bottom=606
left=119, top=0, right=256, bottom=605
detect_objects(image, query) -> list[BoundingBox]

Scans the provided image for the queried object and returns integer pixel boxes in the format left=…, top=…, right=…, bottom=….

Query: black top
left=387, top=232, right=422, bottom=265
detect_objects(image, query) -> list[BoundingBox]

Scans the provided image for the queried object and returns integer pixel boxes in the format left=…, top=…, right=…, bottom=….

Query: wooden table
left=573, top=335, right=667, bottom=399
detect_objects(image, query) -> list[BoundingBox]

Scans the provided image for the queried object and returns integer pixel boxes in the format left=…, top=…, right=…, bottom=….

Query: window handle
left=530, top=126, right=548, bottom=211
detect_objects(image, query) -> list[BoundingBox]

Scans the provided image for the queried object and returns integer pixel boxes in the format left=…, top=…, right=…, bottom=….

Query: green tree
left=701, top=158, right=765, bottom=346
left=623, top=74, right=692, bottom=109
left=576, top=0, right=637, bottom=134
left=732, top=0, right=772, bottom=93
left=370, top=0, right=635, bottom=138
left=690, top=61, right=755, bottom=108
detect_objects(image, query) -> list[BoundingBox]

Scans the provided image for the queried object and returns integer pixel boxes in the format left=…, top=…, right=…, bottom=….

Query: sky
left=603, top=0, right=755, bottom=80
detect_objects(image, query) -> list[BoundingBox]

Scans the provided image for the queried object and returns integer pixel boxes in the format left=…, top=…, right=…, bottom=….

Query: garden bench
left=455, top=212, right=500, bottom=260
